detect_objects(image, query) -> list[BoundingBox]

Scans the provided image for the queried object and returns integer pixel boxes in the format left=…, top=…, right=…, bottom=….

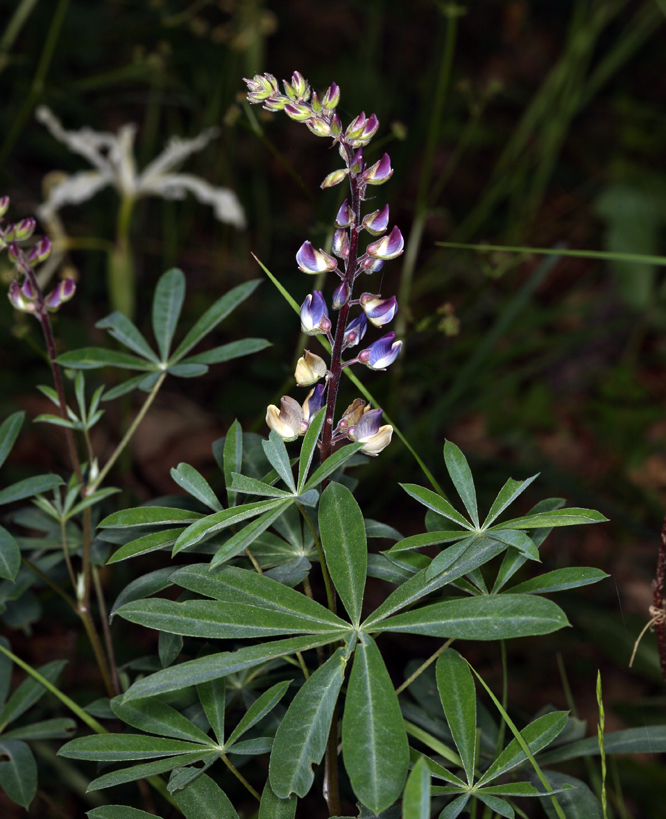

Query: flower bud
left=358, top=113, right=379, bottom=144
left=296, top=241, right=338, bottom=275
left=285, top=102, right=312, bottom=121
left=266, top=396, right=305, bottom=441
left=332, top=281, right=350, bottom=310
left=349, top=407, right=393, bottom=456
left=27, top=236, right=52, bottom=265
left=13, top=217, right=37, bottom=240
left=346, top=111, right=367, bottom=140
left=302, top=383, right=326, bottom=423
left=322, top=83, right=340, bottom=110
left=332, top=229, right=350, bottom=260
left=295, top=350, right=327, bottom=386
left=7, top=242, right=20, bottom=262
left=263, top=96, right=289, bottom=112
left=362, top=204, right=389, bottom=235
left=360, top=293, right=398, bottom=327
left=45, top=277, right=76, bottom=312
left=8, top=281, right=37, bottom=314
left=321, top=168, right=348, bottom=189
left=358, top=331, right=402, bottom=370
left=335, top=199, right=353, bottom=229
left=366, top=226, right=404, bottom=260
left=360, top=256, right=385, bottom=274
left=342, top=312, right=368, bottom=348
left=330, top=113, right=342, bottom=137
left=0, top=196, right=9, bottom=218
left=337, top=398, right=368, bottom=432
left=307, top=117, right=332, bottom=137
left=300, top=291, right=331, bottom=335
left=289, top=71, right=310, bottom=101
left=362, top=153, right=393, bottom=185
left=350, top=148, right=364, bottom=174
left=244, top=73, right=280, bottom=102
left=21, top=277, right=38, bottom=301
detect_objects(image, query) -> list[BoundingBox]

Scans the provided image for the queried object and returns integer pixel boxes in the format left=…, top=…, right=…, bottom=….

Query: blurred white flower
left=35, top=106, right=246, bottom=228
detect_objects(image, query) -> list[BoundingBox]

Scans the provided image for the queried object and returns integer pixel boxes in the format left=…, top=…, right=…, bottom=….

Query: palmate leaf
left=107, top=529, right=184, bottom=564
left=171, top=464, right=223, bottom=512
left=262, top=432, right=296, bottom=493
left=181, top=338, right=271, bottom=367
left=197, top=678, right=226, bottom=746
left=57, top=347, right=157, bottom=371
left=297, top=407, right=325, bottom=493
left=443, top=441, right=479, bottom=527
left=227, top=680, right=290, bottom=747
left=96, top=312, right=160, bottom=363
left=60, top=734, right=209, bottom=762
left=506, top=567, right=609, bottom=595
left=436, top=650, right=476, bottom=784
left=100, top=506, right=204, bottom=528
left=173, top=499, right=285, bottom=553
left=88, top=807, right=162, bottom=819
left=494, top=508, right=607, bottom=530
left=387, top=530, right=469, bottom=556
left=475, top=793, right=514, bottom=818
left=229, top=473, right=292, bottom=499
left=110, top=567, right=175, bottom=620
left=210, top=502, right=293, bottom=567
left=342, top=634, right=409, bottom=815
left=2, top=717, right=76, bottom=741
left=152, top=268, right=186, bottom=362
left=531, top=772, right=602, bottom=819
left=270, top=646, right=351, bottom=798
left=482, top=474, right=539, bottom=528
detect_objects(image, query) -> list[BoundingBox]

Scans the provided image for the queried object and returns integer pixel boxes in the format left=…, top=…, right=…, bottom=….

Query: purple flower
left=45, top=277, right=76, bottom=312
left=343, top=312, right=368, bottom=348
left=360, top=293, right=398, bottom=327
left=335, top=199, right=353, bottom=228
left=332, top=229, right=350, bottom=260
left=348, top=407, right=393, bottom=456
left=322, top=83, right=340, bottom=110
left=366, top=226, right=404, bottom=260
left=27, top=236, right=52, bottom=265
left=346, top=112, right=368, bottom=140
left=359, top=257, right=385, bottom=275
left=362, top=205, right=389, bottom=235
left=296, top=241, right=338, bottom=274
left=362, top=153, right=393, bottom=186
left=358, top=331, right=402, bottom=370
left=332, top=281, right=349, bottom=310
left=8, top=281, right=36, bottom=314
left=300, top=291, right=331, bottom=335
left=302, top=383, right=326, bottom=423
left=0, top=196, right=10, bottom=217
left=350, top=148, right=364, bottom=173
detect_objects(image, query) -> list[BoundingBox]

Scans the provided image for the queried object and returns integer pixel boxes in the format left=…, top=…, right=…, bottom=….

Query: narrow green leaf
left=110, top=696, right=214, bottom=746
left=109, top=567, right=175, bottom=621
left=263, top=432, right=296, bottom=493
left=152, top=268, right=186, bottom=362
left=88, top=807, right=159, bottom=819
left=100, top=506, right=204, bottom=528
left=479, top=782, right=547, bottom=796
left=197, top=678, right=225, bottom=746
left=107, top=529, right=184, bottom=564
left=227, top=680, right=290, bottom=747
left=0, top=412, right=24, bottom=470
left=403, top=756, right=430, bottom=819
left=319, top=482, right=366, bottom=626
left=400, top=484, right=473, bottom=530
left=224, top=420, right=243, bottom=507
left=297, top=408, right=325, bottom=493
left=96, top=312, right=160, bottom=363
left=488, top=529, right=539, bottom=562
left=425, top=535, right=496, bottom=581
left=477, top=712, right=569, bottom=785
left=259, top=779, right=297, bottom=819
left=123, top=634, right=347, bottom=701
left=59, top=733, right=206, bottom=762
left=167, top=363, right=208, bottom=377
left=367, top=554, right=418, bottom=585
left=171, top=280, right=262, bottom=362
left=102, top=373, right=152, bottom=401
left=375, top=595, right=569, bottom=640
left=181, top=338, right=271, bottom=365
left=87, top=753, right=212, bottom=792
left=302, top=442, right=365, bottom=492
left=0, top=474, right=64, bottom=506
left=507, top=567, right=608, bottom=595
left=166, top=751, right=217, bottom=793
left=409, top=749, right=466, bottom=787
left=171, top=463, right=223, bottom=512
left=173, top=773, right=239, bottom=819
left=33, top=412, right=76, bottom=429
left=229, top=473, right=291, bottom=499
left=482, top=475, right=539, bottom=528
left=438, top=793, right=470, bottom=818
left=0, top=739, right=36, bottom=808
left=443, top=441, right=479, bottom=527
left=387, top=531, right=469, bottom=555
left=0, top=638, right=12, bottom=711
left=271, top=647, right=350, bottom=798
left=173, top=499, right=283, bottom=553
left=365, top=520, right=404, bottom=541
left=2, top=717, right=76, bottom=741
left=405, top=725, right=463, bottom=772
left=436, top=650, right=476, bottom=784
left=475, top=793, right=514, bottom=818
left=342, top=635, right=409, bottom=814
left=210, top=503, right=293, bottom=567
left=68, top=487, right=120, bottom=519
left=57, top=347, right=156, bottom=371
left=537, top=726, right=666, bottom=764
left=495, top=508, right=608, bottom=530
left=0, top=660, right=67, bottom=727
left=225, top=736, right=272, bottom=754
left=532, top=772, right=601, bottom=819
left=0, top=526, right=20, bottom=582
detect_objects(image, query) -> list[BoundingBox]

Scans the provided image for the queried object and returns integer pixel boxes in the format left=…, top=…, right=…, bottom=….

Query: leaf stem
left=21, top=555, right=76, bottom=610
left=395, top=639, right=454, bottom=695
left=92, top=565, right=121, bottom=696
left=220, top=752, right=260, bottom=801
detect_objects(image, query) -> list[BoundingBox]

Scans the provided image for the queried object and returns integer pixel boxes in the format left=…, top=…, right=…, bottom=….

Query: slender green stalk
left=404, top=720, right=462, bottom=768
left=496, top=640, right=508, bottom=755
left=92, top=566, right=121, bottom=696
left=0, top=0, right=40, bottom=73
left=244, top=547, right=263, bottom=574
left=59, top=517, right=77, bottom=592
left=395, top=639, right=453, bottom=695
left=296, top=652, right=310, bottom=681
left=221, top=752, right=260, bottom=801
left=297, top=503, right=336, bottom=615
left=21, top=555, right=75, bottom=609
left=597, top=672, right=608, bottom=819
left=88, top=373, right=167, bottom=492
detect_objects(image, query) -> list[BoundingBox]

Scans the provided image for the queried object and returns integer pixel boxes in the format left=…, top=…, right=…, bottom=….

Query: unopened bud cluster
left=245, top=73, right=403, bottom=458
left=1, top=196, right=75, bottom=315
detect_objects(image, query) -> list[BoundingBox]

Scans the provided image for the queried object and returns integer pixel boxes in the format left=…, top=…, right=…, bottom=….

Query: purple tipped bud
left=343, top=312, right=368, bottom=348
left=321, top=168, right=348, bottom=188
left=285, top=102, right=312, bottom=122
left=307, top=117, right=332, bottom=137
left=335, top=199, right=353, bottom=228
left=310, top=90, right=323, bottom=114
left=322, top=83, right=340, bottom=110
left=45, top=277, right=76, bottom=312
left=290, top=71, right=310, bottom=101
left=300, top=291, right=331, bottom=335
left=263, top=96, right=289, bottom=112
left=8, top=242, right=20, bottom=262
left=27, top=236, right=52, bottom=265
left=346, top=111, right=367, bottom=140
left=296, top=241, right=338, bottom=275
left=361, top=256, right=385, bottom=274
left=350, top=148, right=364, bottom=174
left=302, top=383, right=326, bottom=423
left=21, top=277, right=38, bottom=301
left=366, top=226, right=404, bottom=260
left=362, top=153, right=393, bottom=185
left=358, top=331, right=402, bottom=370
left=359, top=113, right=379, bottom=143
left=8, top=281, right=37, bottom=313
left=360, top=293, right=398, bottom=327
left=332, top=229, right=350, bottom=260
left=362, top=204, right=390, bottom=235
left=244, top=73, right=280, bottom=102
left=0, top=196, right=9, bottom=218
left=330, top=113, right=342, bottom=137
left=332, top=281, right=350, bottom=310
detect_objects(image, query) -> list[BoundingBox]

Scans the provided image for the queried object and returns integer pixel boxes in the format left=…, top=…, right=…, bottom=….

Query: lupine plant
left=1, top=73, right=666, bottom=819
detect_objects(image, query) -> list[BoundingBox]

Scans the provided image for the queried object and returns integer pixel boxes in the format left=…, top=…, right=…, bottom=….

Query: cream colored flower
left=266, top=396, right=305, bottom=441
left=294, top=350, right=327, bottom=386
